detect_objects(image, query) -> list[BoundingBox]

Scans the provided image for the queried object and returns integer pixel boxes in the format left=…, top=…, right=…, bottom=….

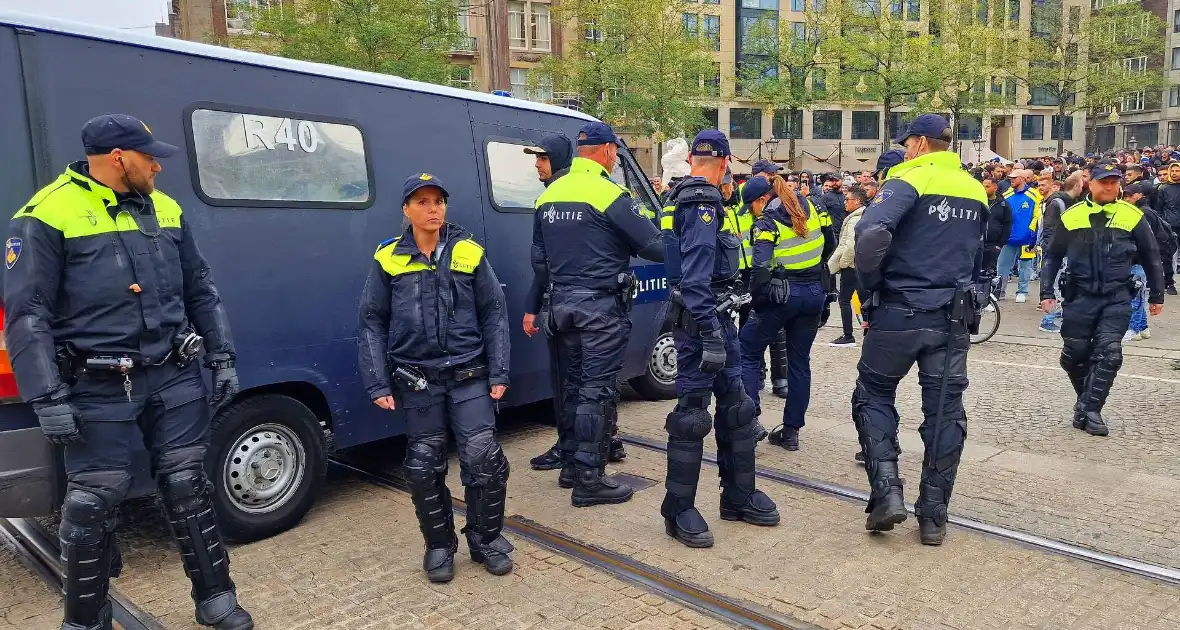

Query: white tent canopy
left=959, top=144, right=1012, bottom=165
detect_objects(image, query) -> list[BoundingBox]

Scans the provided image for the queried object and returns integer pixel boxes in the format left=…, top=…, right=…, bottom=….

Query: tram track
left=616, top=433, right=1180, bottom=587
left=0, top=517, right=165, bottom=630
left=327, top=456, right=819, bottom=630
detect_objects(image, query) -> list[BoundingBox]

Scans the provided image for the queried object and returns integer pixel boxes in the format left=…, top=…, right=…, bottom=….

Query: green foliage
left=538, top=0, right=718, bottom=140
left=228, top=0, right=465, bottom=84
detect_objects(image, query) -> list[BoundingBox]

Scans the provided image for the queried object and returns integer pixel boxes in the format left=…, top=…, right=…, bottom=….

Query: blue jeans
left=1039, top=262, right=1064, bottom=330
left=996, top=244, right=1035, bottom=296
left=738, top=281, right=826, bottom=429
left=1130, top=264, right=1148, bottom=333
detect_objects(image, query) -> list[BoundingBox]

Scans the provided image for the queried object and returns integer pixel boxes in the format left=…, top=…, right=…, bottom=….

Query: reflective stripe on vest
left=1060, top=199, right=1143, bottom=233
left=770, top=206, right=824, bottom=270
left=660, top=204, right=675, bottom=231
left=723, top=205, right=752, bottom=269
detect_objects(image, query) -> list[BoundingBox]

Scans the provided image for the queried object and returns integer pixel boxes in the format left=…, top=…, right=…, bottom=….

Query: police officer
left=852, top=114, right=987, bottom=546
left=4, top=114, right=251, bottom=630
left=739, top=176, right=836, bottom=453
left=1040, top=163, right=1165, bottom=437
left=531, top=122, right=664, bottom=506
left=359, top=173, right=512, bottom=582
left=662, top=130, right=779, bottom=549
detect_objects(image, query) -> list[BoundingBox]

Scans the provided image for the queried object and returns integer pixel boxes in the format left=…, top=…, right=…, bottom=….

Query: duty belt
left=392, top=361, right=489, bottom=389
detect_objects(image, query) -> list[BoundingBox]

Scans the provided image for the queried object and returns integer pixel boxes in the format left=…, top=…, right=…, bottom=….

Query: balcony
left=451, top=36, right=479, bottom=55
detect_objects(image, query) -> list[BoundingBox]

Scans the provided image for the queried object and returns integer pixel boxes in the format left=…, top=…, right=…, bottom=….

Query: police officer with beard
left=531, top=122, right=664, bottom=506
left=1040, top=164, right=1164, bottom=436
left=359, top=173, right=512, bottom=582
left=5, top=115, right=251, bottom=630
left=662, top=130, right=779, bottom=548
left=852, top=114, right=986, bottom=546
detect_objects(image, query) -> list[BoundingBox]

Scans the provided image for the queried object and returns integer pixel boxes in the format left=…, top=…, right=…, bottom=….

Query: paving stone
left=0, top=541, right=61, bottom=630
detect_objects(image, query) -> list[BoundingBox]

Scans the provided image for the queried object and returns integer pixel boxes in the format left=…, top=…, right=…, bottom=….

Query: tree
left=818, top=0, right=943, bottom=151
left=737, top=9, right=833, bottom=168
left=537, top=0, right=718, bottom=144
left=1004, top=0, right=1167, bottom=155
left=229, top=0, right=467, bottom=84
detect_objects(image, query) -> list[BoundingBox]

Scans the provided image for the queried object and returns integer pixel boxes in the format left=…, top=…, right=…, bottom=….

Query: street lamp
left=764, top=137, right=780, bottom=160
left=1128, top=135, right=1138, bottom=151
left=973, top=134, right=985, bottom=163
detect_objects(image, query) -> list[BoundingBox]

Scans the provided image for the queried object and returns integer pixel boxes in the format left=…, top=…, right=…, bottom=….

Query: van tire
left=206, top=394, right=327, bottom=543
left=629, top=330, right=677, bottom=400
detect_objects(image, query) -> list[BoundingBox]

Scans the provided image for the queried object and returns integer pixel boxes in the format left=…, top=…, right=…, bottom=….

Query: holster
left=665, top=288, right=700, bottom=335
left=950, top=284, right=980, bottom=335
left=767, top=268, right=790, bottom=305
left=1059, top=273, right=1077, bottom=303
left=55, top=344, right=82, bottom=386
left=617, top=272, right=637, bottom=313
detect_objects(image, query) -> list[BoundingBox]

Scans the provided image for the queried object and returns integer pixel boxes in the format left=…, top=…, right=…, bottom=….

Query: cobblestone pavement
left=0, top=539, right=59, bottom=630
left=616, top=278, right=1180, bottom=569
left=486, top=429, right=1180, bottom=630
left=102, top=477, right=726, bottom=630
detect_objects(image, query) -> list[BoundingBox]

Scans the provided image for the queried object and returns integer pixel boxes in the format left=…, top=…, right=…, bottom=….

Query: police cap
left=741, top=176, right=773, bottom=204
left=690, top=129, right=732, bottom=157
left=1089, top=162, right=1123, bottom=181
left=751, top=159, right=781, bottom=175
left=402, top=173, right=449, bottom=205
left=577, top=122, right=617, bottom=146
left=82, top=114, right=178, bottom=158
left=893, top=113, right=952, bottom=146
left=875, top=149, right=906, bottom=176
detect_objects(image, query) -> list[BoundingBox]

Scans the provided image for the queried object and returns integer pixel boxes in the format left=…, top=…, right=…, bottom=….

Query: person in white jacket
left=827, top=185, right=870, bottom=347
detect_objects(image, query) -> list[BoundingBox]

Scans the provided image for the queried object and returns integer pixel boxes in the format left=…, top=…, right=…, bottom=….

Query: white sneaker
left=1141, top=328, right=1152, bottom=339
left=1132, top=332, right=1144, bottom=341
left=1015, top=294, right=1027, bottom=303
left=983, top=303, right=996, bottom=313
left=1123, top=330, right=1134, bottom=342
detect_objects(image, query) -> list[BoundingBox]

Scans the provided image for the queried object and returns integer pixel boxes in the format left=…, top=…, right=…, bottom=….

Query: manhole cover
left=607, top=473, right=658, bottom=492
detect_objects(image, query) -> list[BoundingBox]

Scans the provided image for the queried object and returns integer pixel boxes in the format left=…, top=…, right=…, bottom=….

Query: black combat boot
left=752, top=418, right=769, bottom=443
left=1082, top=411, right=1109, bottom=436
left=571, top=468, right=633, bottom=507
left=62, top=602, right=113, bottom=630
left=915, top=484, right=949, bottom=546
left=558, top=463, right=576, bottom=489
left=1072, top=401, right=1086, bottom=430
left=780, top=427, right=799, bottom=451
left=609, top=437, right=627, bottom=462
left=662, top=494, right=714, bottom=548
left=864, top=461, right=907, bottom=532
left=719, top=488, right=780, bottom=526
left=529, top=442, right=562, bottom=470
left=466, top=533, right=514, bottom=575
left=423, top=535, right=458, bottom=583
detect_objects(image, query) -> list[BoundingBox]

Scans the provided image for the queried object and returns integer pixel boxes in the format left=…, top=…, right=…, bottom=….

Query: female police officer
left=738, top=175, right=835, bottom=452
left=358, top=174, right=512, bottom=583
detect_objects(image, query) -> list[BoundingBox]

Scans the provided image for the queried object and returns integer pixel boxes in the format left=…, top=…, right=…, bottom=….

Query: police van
left=0, top=11, right=675, bottom=542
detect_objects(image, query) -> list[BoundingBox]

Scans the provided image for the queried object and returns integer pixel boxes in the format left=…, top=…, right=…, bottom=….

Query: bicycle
left=971, top=292, right=1001, bottom=344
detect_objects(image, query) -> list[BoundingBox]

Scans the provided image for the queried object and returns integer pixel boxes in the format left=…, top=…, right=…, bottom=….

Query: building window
left=793, top=22, right=806, bottom=40
left=225, top=0, right=275, bottom=32
left=772, top=110, right=803, bottom=139
left=703, top=0, right=720, bottom=5
left=730, top=108, right=763, bottom=139
left=887, top=112, right=906, bottom=140
left=958, top=115, right=983, bottom=140
left=1122, top=91, right=1144, bottom=112
left=508, top=2, right=527, bottom=49
left=1124, top=56, right=1147, bottom=73
left=450, top=65, right=476, bottom=90
left=531, top=4, right=551, bottom=52
left=704, top=63, right=721, bottom=96
left=1028, top=86, right=1057, bottom=106
left=1170, top=86, right=1180, bottom=108
left=1173, top=47, right=1180, bottom=70
left=509, top=68, right=551, bottom=102
left=1050, top=115, right=1073, bottom=141
left=1008, top=0, right=1019, bottom=25
left=187, top=107, right=371, bottom=207
left=742, top=0, right=779, bottom=9
left=1174, top=10, right=1180, bottom=33
left=1020, top=114, right=1044, bottom=140
left=813, top=110, right=842, bottom=139
left=812, top=68, right=827, bottom=98
left=791, top=0, right=805, bottom=10
left=1005, top=78, right=1018, bottom=105
left=1125, top=122, right=1159, bottom=147
left=1030, top=0, right=1059, bottom=38
left=703, top=16, right=721, bottom=50
left=1168, top=121, right=1180, bottom=146
left=699, top=108, right=720, bottom=131
left=683, top=13, right=698, bottom=36
left=851, top=111, right=880, bottom=140
left=1069, top=6, right=1081, bottom=32
left=889, top=0, right=903, bottom=19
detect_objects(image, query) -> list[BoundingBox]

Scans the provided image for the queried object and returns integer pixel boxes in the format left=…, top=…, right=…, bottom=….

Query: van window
left=611, top=146, right=659, bottom=221
left=187, top=107, right=372, bottom=208
left=487, top=141, right=546, bottom=211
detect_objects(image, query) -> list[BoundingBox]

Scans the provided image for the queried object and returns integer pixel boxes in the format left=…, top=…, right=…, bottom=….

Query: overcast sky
left=0, top=0, right=170, bottom=35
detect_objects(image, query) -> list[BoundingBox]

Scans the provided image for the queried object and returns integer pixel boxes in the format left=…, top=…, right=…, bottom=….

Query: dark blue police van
left=0, top=11, right=675, bottom=542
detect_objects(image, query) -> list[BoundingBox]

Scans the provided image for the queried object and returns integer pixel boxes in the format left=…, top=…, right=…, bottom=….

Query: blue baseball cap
left=722, top=168, right=734, bottom=185
left=1090, top=162, right=1123, bottom=181
left=577, top=122, right=617, bottom=146
left=875, top=149, right=906, bottom=174
left=893, top=113, right=951, bottom=146
left=402, top=173, right=449, bottom=204
left=741, top=176, right=773, bottom=204
left=82, top=114, right=178, bottom=158
left=690, top=129, right=731, bottom=157
left=751, top=159, right=781, bottom=175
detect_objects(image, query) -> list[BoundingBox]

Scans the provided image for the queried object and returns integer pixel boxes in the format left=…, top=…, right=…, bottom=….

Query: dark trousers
left=852, top=306, right=969, bottom=519
left=550, top=290, right=629, bottom=471
left=400, top=378, right=501, bottom=487
left=837, top=268, right=857, bottom=337
left=1058, top=292, right=1132, bottom=415
left=738, top=281, right=826, bottom=428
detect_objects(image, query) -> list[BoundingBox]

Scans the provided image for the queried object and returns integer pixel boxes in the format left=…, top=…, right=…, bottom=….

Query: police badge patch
left=870, top=189, right=894, bottom=206
left=5, top=238, right=21, bottom=270
left=697, top=204, right=715, bottom=225
left=750, top=226, right=761, bottom=239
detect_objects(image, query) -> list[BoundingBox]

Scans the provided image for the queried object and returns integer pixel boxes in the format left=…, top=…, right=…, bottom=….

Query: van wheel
left=629, top=331, right=677, bottom=400
left=206, top=394, right=327, bottom=543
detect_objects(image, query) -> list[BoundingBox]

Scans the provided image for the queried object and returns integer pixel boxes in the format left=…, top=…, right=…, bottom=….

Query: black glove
left=209, top=364, right=240, bottom=410
left=699, top=328, right=726, bottom=374
left=32, top=395, right=84, bottom=446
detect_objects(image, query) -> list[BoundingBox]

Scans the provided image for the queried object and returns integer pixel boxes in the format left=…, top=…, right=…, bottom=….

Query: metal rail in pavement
left=329, top=457, right=819, bottom=630
left=618, top=433, right=1180, bottom=587
left=0, top=517, right=166, bottom=630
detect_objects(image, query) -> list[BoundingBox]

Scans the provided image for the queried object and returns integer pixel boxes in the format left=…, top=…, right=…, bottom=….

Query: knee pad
left=1094, top=341, right=1124, bottom=370
left=676, top=390, right=711, bottom=411
left=716, top=390, right=756, bottom=430
left=461, top=429, right=509, bottom=486
left=666, top=408, right=713, bottom=441
left=60, top=488, right=120, bottom=545
left=1060, top=337, right=1092, bottom=371
left=157, top=466, right=211, bottom=516
left=404, top=434, right=447, bottom=490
